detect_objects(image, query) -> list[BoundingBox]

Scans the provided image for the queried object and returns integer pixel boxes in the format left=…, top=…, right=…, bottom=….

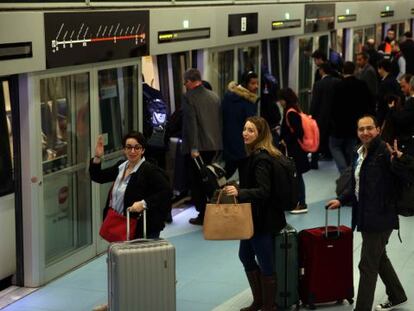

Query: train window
left=171, top=52, right=189, bottom=111
left=238, top=46, right=259, bottom=82
left=40, top=73, right=92, bottom=263
left=0, top=80, right=13, bottom=196
left=209, top=49, right=234, bottom=99
left=98, top=65, right=138, bottom=153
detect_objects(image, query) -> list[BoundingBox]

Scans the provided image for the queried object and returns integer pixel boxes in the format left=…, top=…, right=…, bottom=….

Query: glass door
left=96, top=64, right=139, bottom=253
left=269, top=37, right=290, bottom=89
left=40, top=73, right=92, bottom=265
left=208, top=43, right=260, bottom=99
left=209, top=48, right=235, bottom=99
left=171, top=52, right=190, bottom=111
left=298, top=34, right=329, bottom=113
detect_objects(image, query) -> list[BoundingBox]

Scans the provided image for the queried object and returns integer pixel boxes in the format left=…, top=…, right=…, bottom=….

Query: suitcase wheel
left=347, top=298, right=354, bottom=304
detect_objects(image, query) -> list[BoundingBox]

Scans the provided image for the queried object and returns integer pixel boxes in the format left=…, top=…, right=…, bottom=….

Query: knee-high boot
left=240, top=270, right=262, bottom=311
left=261, top=274, right=277, bottom=311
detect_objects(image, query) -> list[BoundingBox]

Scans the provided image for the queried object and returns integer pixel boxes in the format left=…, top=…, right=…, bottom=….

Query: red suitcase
left=299, top=208, right=354, bottom=309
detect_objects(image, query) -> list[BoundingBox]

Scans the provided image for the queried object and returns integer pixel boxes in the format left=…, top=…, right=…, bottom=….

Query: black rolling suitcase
left=193, top=156, right=226, bottom=199
left=274, top=224, right=300, bottom=310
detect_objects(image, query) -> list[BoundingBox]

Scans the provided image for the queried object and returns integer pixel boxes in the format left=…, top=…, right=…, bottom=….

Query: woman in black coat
left=224, top=116, right=286, bottom=311
left=278, top=88, right=310, bottom=214
left=89, top=131, right=171, bottom=240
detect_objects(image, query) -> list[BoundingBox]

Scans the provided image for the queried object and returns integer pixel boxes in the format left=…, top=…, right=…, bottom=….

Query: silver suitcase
left=107, top=209, right=176, bottom=311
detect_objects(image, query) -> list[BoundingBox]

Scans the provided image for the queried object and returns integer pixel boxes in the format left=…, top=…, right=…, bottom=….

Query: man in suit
left=182, top=68, right=222, bottom=225
left=356, top=52, right=378, bottom=98
left=310, top=63, right=340, bottom=168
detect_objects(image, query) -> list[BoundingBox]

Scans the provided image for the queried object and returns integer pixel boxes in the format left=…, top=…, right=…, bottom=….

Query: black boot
left=240, top=270, right=262, bottom=311
left=261, top=275, right=277, bottom=311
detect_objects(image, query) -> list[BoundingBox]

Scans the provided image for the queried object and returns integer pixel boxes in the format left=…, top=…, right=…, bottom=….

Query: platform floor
left=1, top=161, right=413, bottom=311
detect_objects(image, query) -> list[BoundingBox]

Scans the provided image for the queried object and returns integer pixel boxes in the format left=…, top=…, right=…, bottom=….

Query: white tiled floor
left=1, top=160, right=413, bottom=311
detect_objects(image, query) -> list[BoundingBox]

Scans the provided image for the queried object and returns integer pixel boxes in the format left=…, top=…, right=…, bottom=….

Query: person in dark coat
left=182, top=68, right=222, bottom=225
left=279, top=88, right=310, bottom=214
left=89, top=132, right=172, bottom=240
left=224, top=116, right=286, bottom=311
left=400, top=31, right=414, bottom=75
left=327, top=115, right=407, bottom=311
left=356, top=52, right=379, bottom=98
left=389, top=76, right=414, bottom=155
left=222, top=71, right=258, bottom=178
left=376, top=59, right=402, bottom=127
left=310, top=63, right=341, bottom=166
left=330, top=61, right=375, bottom=173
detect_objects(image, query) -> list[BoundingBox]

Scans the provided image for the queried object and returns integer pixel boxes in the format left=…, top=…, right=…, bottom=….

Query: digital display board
left=228, top=13, right=258, bottom=37
left=44, top=11, right=149, bottom=68
left=381, top=11, right=395, bottom=18
left=158, top=28, right=210, bottom=43
left=305, top=4, right=335, bottom=33
left=337, top=14, right=357, bottom=23
left=272, top=19, right=301, bottom=30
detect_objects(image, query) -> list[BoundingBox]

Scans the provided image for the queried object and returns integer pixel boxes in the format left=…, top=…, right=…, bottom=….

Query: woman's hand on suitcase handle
left=326, top=199, right=341, bottom=210
left=224, top=185, right=238, bottom=197
left=128, top=201, right=145, bottom=213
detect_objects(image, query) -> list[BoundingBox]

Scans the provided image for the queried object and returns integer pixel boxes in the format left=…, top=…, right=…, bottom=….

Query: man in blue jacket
left=326, top=115, right=407, bottom=311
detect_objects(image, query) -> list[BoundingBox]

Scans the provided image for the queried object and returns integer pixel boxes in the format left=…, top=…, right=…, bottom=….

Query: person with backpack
left=326, top=116, right=408, bottom=311
left=224, top=116, right=286, bottom=311
left=278, top=88, right=311, bottom=214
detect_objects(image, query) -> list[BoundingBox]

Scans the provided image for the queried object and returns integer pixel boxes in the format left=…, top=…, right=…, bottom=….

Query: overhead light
left=183, top=20, right=189, bottom=29
left=285, top=13, right=290, bottom=20
left=346, top=9, right=350, bottom=15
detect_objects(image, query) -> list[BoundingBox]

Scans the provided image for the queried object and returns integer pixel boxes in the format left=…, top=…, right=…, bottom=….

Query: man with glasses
left=326, top=115, right=407, bottom=311
left=182, top=68, right=222, bottom=225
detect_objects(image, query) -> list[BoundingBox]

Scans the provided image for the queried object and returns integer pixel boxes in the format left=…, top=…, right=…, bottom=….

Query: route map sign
left=44, top=11, right=149, bottom=69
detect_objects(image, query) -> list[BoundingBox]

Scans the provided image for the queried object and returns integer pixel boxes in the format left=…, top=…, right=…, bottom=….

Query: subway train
left=0, top=0, right=413, bottom=291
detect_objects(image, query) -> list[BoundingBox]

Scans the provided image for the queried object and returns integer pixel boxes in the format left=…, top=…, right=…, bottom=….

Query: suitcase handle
left=193, top=155, right=205, bottom=171
left=324, top=206, right=340, bottom=238
left=127, top=208, right=147, bottom=241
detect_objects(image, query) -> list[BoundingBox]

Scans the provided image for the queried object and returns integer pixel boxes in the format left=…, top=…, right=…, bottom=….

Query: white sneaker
left=290, top=204, right=308, bottom=214
left=375, top=299, right=407, bottom=311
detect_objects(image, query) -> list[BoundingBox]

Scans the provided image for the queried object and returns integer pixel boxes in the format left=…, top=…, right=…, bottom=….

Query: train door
left=207, top=43, right=260, bottom=100
left=266, top=37, right=290, bottom=89
left=295, top=33, right=329, bottom=113
left=19, top=60, right=140, bottom=286
left=352, top=25, right=376, bottom=61
left=0, top=77, right=18, bottom=286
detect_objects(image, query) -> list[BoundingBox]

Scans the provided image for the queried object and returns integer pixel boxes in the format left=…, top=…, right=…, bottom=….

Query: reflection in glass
left=210, top=50, right=234, bottom=99
left=0, top=80, right=13, bottom=196
left=172, top=52, right=189, bottom=111
left=238, top=46, right=259, bottom=82
left=98, top=66, right=138, bottom=154
left=40, top=73, right=92, bottom=264
left=298, top=37, right=314, bottom=113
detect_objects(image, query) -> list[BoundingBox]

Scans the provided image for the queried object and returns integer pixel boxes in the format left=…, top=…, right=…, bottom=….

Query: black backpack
left=272, top=155, right=299, bottom=211
left=143, top=87, right=169, bottom=148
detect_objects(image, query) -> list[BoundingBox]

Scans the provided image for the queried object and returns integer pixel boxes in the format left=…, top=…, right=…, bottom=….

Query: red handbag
left=99, top=208, right=137, bottom=242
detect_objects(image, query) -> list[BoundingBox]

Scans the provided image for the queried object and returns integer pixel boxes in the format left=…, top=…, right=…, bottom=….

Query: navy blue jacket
left=338, top=137, right=399, bottom=232
left=222, top=82, right=257, bottom=162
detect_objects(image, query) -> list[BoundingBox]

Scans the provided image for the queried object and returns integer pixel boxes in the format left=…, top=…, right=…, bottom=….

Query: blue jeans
left=239, top=234, right=274, bottom=276
left=297, top=173, right=306, bottom=206
left=329, top=136, right=357, bottom=174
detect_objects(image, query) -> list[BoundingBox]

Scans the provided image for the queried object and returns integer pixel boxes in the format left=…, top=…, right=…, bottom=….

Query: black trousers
left=355, top=230, right=406, bottom=311
left=186, top=151, right=217, bottom=219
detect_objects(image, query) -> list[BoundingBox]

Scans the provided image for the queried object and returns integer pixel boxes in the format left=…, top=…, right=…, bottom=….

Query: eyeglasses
left=125, top=144, right=143, bottom=151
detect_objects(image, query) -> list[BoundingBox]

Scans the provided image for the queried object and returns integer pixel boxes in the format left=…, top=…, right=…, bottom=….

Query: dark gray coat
left=182, top=85, right=222, bottom=154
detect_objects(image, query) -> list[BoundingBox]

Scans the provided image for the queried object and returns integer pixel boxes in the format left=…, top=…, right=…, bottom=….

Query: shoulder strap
left=285, top=108, right=299, bottom=133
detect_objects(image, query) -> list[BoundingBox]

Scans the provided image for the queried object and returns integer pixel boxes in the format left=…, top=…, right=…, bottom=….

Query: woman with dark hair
left=278, top=88, right=310, bottom=214
left=224, top=116, right=286, bottom=311
left=90, top=131, right=171, bottom=238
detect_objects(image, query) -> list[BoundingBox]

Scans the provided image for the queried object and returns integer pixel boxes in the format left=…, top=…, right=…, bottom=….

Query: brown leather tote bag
left=203, top=191, right=254, bottom=240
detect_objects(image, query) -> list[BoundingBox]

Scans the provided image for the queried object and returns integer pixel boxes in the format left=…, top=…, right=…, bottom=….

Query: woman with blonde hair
left=225, top=116, right=286, bottom=311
